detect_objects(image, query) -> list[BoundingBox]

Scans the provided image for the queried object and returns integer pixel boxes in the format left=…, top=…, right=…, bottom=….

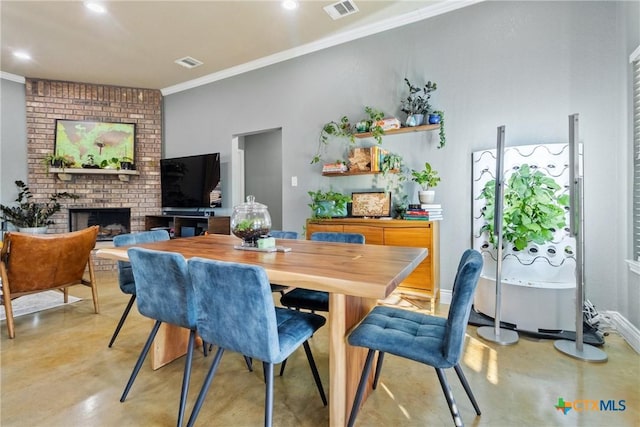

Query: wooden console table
left=306, top=218, right=440, bottom=301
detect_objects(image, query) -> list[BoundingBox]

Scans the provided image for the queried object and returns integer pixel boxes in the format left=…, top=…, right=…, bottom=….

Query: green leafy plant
left=312, top=106, right=386, bottom=164
left=431, top=110, right=446, bottom=149
left=308, top=189, right=351, bottom=218
left=0, top=180, right=79, bottom=228
left=42, top=153, right=75, bottom=174
left=376, top=152, right=409, bottom=218
left=100, top=157, right=121, bottom=169
left=401, top=78, right=437, bottom=116
left=363, top=106, right=385, bottom=145
left=410, top=162, right=440, bottom=190
left=479, top=164, right=570, bottom=251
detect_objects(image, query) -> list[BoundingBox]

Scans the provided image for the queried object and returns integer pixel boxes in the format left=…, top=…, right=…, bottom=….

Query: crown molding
left=161, top=0, right=483, bottom=96
left=1, top=71, right=26, bottom=84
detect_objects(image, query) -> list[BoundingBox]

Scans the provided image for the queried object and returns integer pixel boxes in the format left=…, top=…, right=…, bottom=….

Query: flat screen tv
left=161, top=153, right=221, bottom=209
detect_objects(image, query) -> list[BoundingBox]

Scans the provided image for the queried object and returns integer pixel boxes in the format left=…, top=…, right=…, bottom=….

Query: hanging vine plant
left=479, top=164, right=569, bottom=251
left=311, top=106, right=385, bottom=164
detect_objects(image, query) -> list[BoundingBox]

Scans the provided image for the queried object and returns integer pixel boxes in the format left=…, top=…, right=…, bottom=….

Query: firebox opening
left=69, top=208, right=131, bottom=241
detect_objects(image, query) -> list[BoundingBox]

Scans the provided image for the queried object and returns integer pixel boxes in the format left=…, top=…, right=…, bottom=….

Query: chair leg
left=245, top=356, right=254, bottom=372
left=186, top=347, right=225, bottom=427
left=279, top=358, right=287, bottom=376
left=121, top=320, right=162, bottom=402
left=454, top=364, right=481, bottom=415
left=264, top=362, right=274, bottom=427
left=373, top=352, right=385, bottom=390
left=302, top=341, right=327, bottom=406
left=108, top=295, right=136, bottom=348
left=435, top=368, right=464, bottom=427
left=177, top=330, right=196, bottom=427
left=347, top=349, right=376, bottom=427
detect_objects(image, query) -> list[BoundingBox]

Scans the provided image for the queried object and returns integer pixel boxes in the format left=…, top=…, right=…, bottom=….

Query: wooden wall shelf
left=322, top=169, right=399, bottom=177
left=49, top=168, right=139, bottom=182
left=354, top=123, right=440, bottom=138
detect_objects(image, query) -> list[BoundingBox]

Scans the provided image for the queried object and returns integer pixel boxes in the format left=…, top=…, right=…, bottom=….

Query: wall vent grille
left=174, top=56, right=203, bottom=69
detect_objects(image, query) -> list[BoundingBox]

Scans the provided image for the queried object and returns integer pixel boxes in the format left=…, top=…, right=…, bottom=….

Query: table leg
left=150, top=323, right=190, bottom=370
left=328, top=293, right=376, bottom=427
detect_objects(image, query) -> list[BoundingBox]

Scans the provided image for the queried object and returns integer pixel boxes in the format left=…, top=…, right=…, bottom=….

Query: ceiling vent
left=324, top=0, right=359, bottom=20
left=174, top=56, right=203, bottom=69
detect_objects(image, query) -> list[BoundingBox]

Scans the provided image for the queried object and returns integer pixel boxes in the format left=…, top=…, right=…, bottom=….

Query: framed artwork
left=351, top=191, right=391, bottom=217
left=54, top=120, right=135, bottom=168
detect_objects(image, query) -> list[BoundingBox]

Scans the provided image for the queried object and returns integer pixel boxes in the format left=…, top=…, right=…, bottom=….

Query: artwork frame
left=351, top=191, right=392, bottom=218
left=54, top=119, right=136, bottom=169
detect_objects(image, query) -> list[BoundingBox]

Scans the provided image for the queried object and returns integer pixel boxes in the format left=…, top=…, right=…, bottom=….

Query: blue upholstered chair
left=108, top=230, right=170, bottom=348
left=346, top=249, right=483, bottom=427
left=120, top=247, right=196, bottom=427
left=280, top=232, right=365, bottom=312
left=269, top=230, right=299, bottom=240
left=186, top=257, right=327, bottom=427
left=267, top=230, right=299, bottom=295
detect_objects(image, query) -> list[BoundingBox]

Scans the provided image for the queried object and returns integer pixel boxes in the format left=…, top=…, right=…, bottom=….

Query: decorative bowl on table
left=231, top=195, right=272, bottom=246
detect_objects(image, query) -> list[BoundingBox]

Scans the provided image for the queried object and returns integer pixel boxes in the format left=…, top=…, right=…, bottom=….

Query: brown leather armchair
left=1, top=225, right=100, bottom=338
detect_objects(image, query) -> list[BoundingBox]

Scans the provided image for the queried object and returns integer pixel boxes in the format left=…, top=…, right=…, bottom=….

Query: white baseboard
left=602, top=310, right=640, bottom=354
left=440, top=289, right=452, bottom=305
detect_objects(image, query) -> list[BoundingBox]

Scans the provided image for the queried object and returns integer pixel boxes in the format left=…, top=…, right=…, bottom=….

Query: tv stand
left=161, top=209, right=215, bottom=217
left=145, top=215, right=230, bottom=238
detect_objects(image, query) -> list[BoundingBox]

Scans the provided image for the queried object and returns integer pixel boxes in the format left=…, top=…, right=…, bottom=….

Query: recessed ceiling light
left=84, top=1, right=106, bottom=14
left=13, top=51, right=32, bottom=60
left=282, top=0, right=298, bottom=11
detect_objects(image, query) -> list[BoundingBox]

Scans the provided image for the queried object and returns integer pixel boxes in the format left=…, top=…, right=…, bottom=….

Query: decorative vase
left=428, top=113, right=441, bottom=124
left=405, top=114, right=424, bottom=127
left=418, top=190, right=435, bottom=204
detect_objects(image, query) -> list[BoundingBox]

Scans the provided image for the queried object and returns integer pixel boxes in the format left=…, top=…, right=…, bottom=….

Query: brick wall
left=24, top=78, right=163, bottom=270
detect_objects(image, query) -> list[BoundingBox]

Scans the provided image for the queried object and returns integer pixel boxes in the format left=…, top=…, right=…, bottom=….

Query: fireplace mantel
left=49, top=168, right=140, bottom=182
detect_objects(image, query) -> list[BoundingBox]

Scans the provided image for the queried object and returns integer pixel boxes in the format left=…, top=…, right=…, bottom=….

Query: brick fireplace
left=24, top=78, right=163, bottom=270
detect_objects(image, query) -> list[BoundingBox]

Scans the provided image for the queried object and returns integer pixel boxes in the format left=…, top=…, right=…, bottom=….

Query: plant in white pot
left=411, top=162, right=440, bottom=204
left=0, top=180, right=79, bottom=232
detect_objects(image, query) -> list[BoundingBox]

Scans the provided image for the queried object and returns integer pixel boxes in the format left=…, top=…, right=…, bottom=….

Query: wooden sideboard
left=145, top=215, right=230, bottom=237
left=306, top=218, right=440, bottom=301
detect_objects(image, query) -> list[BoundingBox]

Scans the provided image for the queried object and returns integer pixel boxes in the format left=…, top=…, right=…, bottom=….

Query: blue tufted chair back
left=310, top=232, right=365, bottom=244
left=189, top=258, right=287, bottom=363
left=127, top=247, right=195, bottom=329
left=442, top=249, right=483, bottom=365
left=113, top=230, right=170, bottom=295
left=269, top=230, right=299, bottom=239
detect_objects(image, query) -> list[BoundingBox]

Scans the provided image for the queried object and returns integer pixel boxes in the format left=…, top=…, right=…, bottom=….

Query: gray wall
left=0, top=78, right=27, bottom=206
left=245, top=129, right=283, bottom=230
left=164, top=1, right=635, bottom=317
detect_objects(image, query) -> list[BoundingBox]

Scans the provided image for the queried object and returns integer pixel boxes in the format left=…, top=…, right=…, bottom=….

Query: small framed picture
left=351, top=191, right=392, bottom=217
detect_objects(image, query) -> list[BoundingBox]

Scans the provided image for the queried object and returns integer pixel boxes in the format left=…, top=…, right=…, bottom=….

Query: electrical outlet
left=291, top=176, right=298, bottom=187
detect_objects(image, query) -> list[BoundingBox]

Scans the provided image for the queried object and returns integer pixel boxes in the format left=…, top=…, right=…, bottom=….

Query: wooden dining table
left=96, top=233, right=427, bottom=427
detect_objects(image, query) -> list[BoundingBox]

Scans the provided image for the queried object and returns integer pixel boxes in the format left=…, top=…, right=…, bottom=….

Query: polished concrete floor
left=1, top=271, right=638, bottom=427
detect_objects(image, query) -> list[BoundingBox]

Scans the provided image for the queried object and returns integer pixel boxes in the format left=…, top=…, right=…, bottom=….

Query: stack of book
left=322, top=162, right=348, bottom=173
left=405, top=203, right=443, bottom=221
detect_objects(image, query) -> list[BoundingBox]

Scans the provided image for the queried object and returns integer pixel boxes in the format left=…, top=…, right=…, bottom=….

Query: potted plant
left=308, top=189, right=351, bottom=218
left=119, top=156, right=134, bottom=170
left=479, top=163, right=569, bottom=251
left=0, top=180, right=79, bottom=232
left=81, top=154, right=100, bottom=169
left=401, top=78, right=437, bottom=127
left=100, top=157, right=121, bottom=169
left=411, top=162, right=440, bottom=204
left=429, top=110, right=446, bottom=148
left=42, top=153, right=75, bottom=174
left=312, top=106, right=386, bottom=165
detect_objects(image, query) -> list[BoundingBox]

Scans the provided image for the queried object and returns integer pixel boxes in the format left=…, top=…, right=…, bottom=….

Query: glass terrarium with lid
left=230, top=195, right=272, bottom=246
